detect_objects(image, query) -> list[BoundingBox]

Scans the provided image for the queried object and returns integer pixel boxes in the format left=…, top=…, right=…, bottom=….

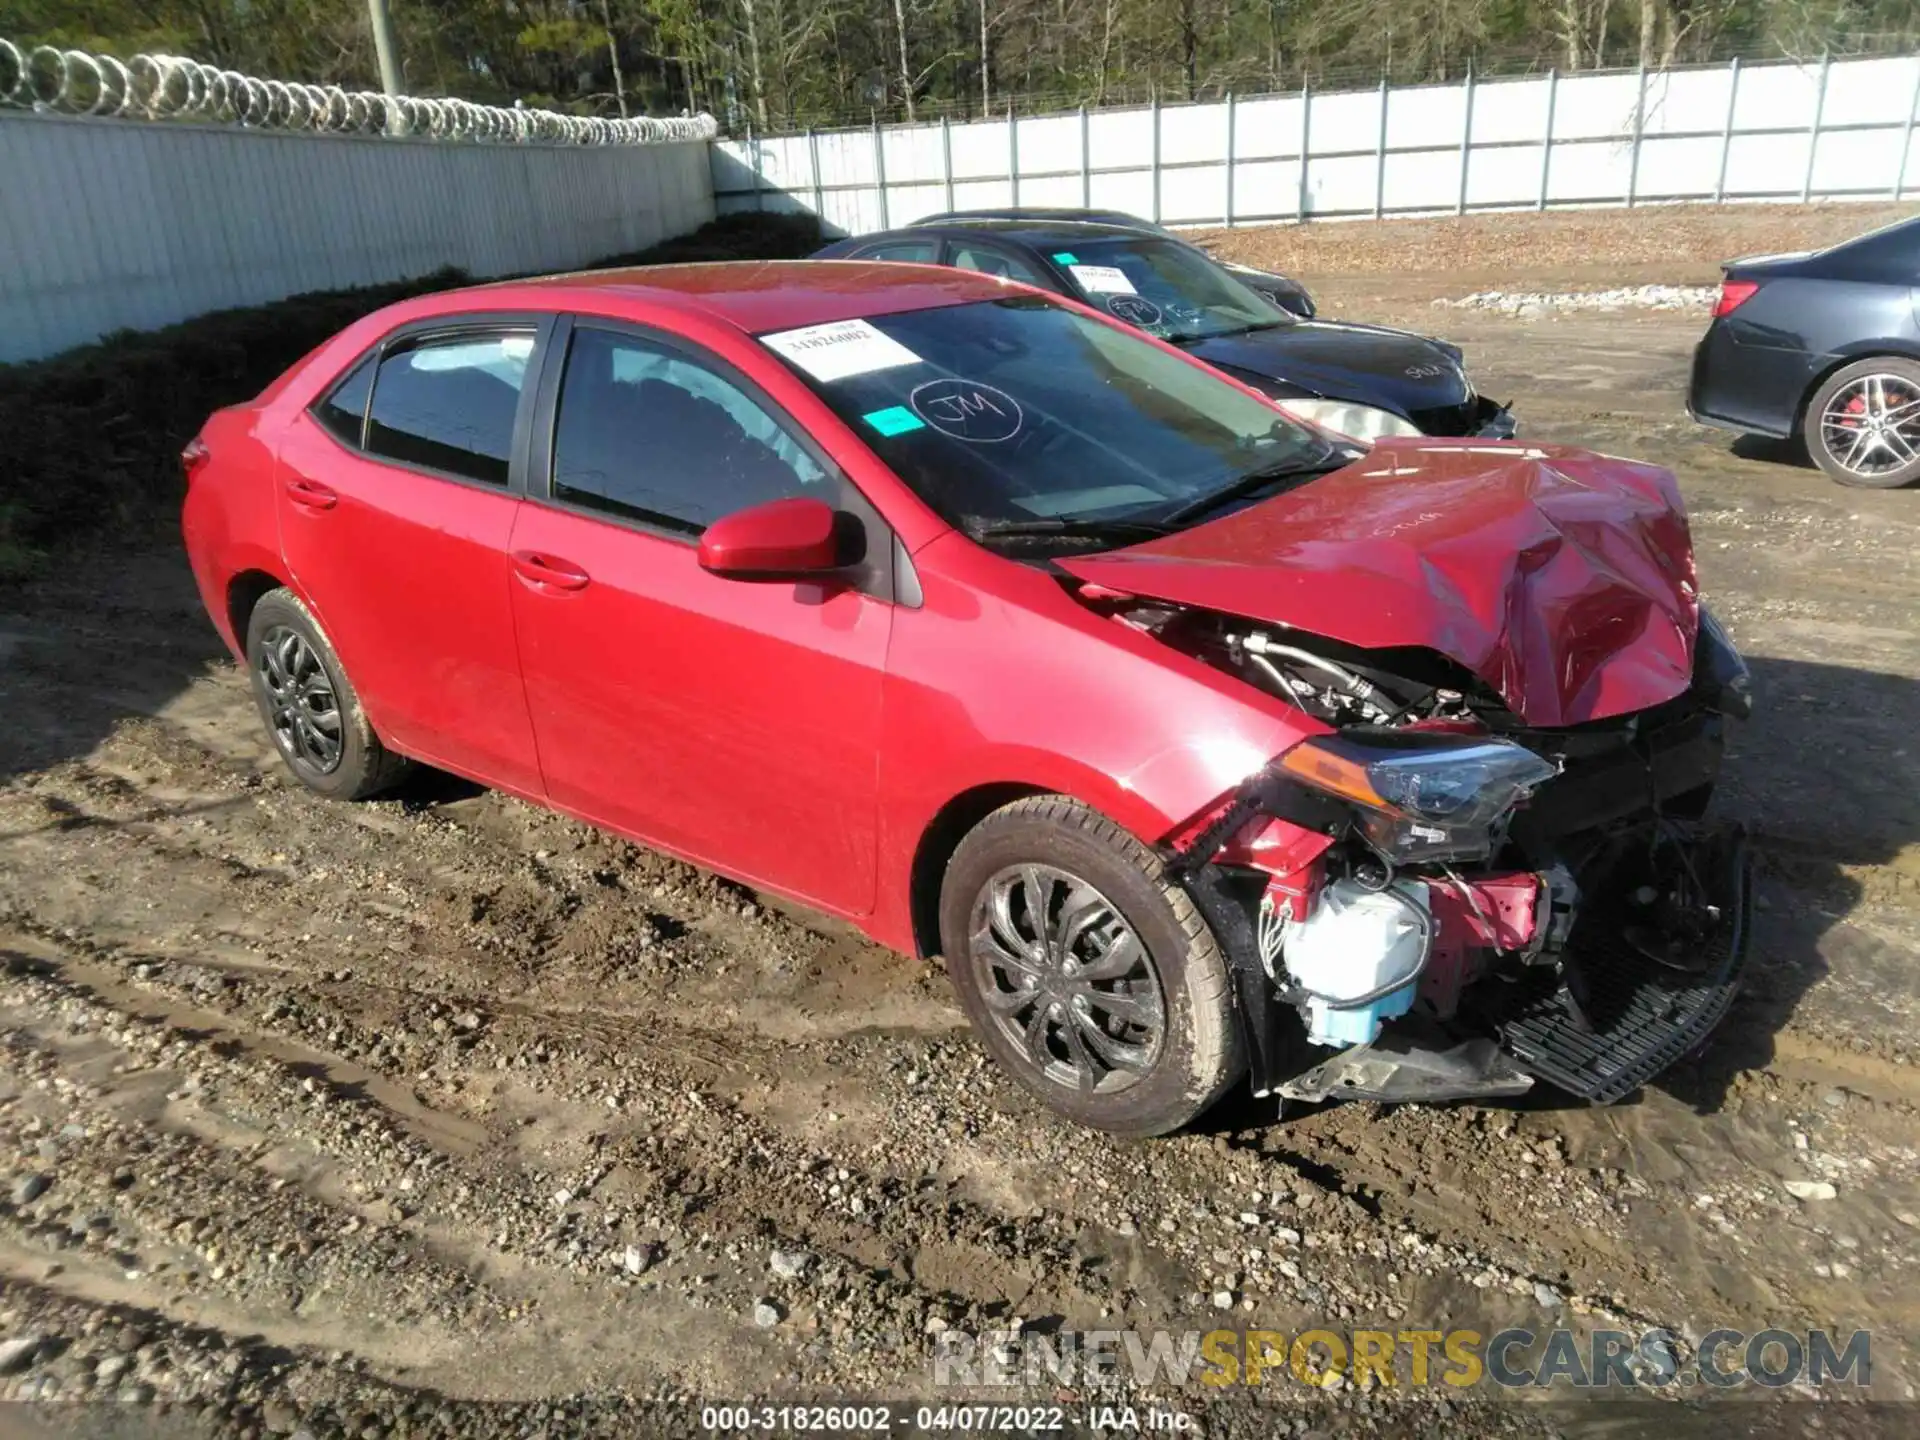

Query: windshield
left=1050, top=237, right=1293, bottom=342
left=758, top=296, right=1331, bottom=542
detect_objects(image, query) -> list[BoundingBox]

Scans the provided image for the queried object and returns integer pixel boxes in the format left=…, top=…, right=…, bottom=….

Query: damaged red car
left=182, top=262, right=1754, bottom=1136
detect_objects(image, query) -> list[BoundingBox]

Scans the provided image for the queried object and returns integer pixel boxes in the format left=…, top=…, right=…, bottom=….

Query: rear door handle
left=511, top=550, right=590, bottom=592
left=284, top=477, right=337, bottom=511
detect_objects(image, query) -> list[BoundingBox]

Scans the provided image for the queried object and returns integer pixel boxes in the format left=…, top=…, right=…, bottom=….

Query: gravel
left=2, top=243, right=1917, bottom=1433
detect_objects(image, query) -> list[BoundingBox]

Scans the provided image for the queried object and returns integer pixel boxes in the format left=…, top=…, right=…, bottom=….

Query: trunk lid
left=1059, top=440, right=1699, bottom=727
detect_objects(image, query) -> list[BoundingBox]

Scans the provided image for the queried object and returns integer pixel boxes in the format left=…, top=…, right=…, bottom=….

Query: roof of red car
left=478, top=260, right=1016, bottom=334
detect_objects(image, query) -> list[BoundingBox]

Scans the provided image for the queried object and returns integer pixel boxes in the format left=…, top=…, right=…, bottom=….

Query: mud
left=1, top=214, right=1917, bottom=1434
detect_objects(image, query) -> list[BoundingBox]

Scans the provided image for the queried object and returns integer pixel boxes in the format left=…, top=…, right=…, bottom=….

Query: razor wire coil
left=0, top=38, right=716, bottom=144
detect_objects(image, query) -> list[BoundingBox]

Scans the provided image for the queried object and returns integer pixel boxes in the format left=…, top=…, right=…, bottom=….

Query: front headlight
left=1278, top=399, right=1423, bottom=442
left=1278, top=733, right=1559, bottom=864
left=1696, top=606, right=1753, bottom=719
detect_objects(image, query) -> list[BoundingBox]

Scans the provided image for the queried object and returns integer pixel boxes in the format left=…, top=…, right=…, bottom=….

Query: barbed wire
left=0, top=38, right=716, bottom=145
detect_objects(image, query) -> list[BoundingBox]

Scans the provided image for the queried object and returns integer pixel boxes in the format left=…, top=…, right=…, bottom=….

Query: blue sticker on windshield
left=862, top=405, right=926, bottom=437
left=1052, top=251, right=1079, bottom=264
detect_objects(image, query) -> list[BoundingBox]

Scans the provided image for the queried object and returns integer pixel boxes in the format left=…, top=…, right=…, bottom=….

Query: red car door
left=505, top=320, right=891, bottom=915
left=276, top=321, right=545, bottom=796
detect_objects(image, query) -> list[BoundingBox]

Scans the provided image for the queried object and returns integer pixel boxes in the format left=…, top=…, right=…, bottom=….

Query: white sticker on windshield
left=760, top=319, right=923, bottom=383
left=1067, top=264, right=1137, bottom=295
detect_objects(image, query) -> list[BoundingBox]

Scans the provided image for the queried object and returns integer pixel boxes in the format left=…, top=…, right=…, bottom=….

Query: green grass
left=0, top=212, right=825, bottom=583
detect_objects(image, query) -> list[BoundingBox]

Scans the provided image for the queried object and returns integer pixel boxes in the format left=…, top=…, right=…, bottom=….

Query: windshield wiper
left=1164, top=319, right=1288, bottom=347
left=1206, top=319, right=1292, bottom=339
left=965, top=516, right=1173, bottom=544
left=1160, top=449, right=1351, bottom=527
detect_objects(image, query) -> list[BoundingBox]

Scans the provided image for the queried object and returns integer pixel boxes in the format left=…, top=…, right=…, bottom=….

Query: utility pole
left=367, top=0, right=406, bottom=133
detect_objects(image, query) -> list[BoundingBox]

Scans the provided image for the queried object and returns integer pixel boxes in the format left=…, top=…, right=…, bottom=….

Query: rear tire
left=937, top=796, right=1244, bottom=1136
left=244, top=589, right=410, bottom=800
left=1804, top=357, right=1920, bottom=488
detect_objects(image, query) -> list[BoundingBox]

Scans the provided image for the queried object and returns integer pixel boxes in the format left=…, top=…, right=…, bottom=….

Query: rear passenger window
left=949, top=243, right=1046, bottom=286
left=551, top=326, right=827, bottom=533
left=313, top=355, right=375, bottom=446
left=857, top=239, right=940, bottom=263
left=365, top=331, right=534, bottom=486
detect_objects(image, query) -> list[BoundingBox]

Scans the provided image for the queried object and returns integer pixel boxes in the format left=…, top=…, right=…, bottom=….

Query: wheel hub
left=1822, top=373, right=1920, bottom=478
left=968, top=863, right=1166, bottom=1094
left=257, top=625, right=344, bottom=775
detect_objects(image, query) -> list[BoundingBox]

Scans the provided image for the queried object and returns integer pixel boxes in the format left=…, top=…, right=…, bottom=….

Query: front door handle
left=511, top=550, right=590, bottom=592
left=284, top=476, right=337, bottom=511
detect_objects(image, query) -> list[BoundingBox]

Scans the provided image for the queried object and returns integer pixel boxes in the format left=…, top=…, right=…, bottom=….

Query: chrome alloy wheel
left=1819, top=372, right=1920, bottom=480
left=968, top=864, right=1166, bottom=1093
left=257, top=624, right=343, bottom=775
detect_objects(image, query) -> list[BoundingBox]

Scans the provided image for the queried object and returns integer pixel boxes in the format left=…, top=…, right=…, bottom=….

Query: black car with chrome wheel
left=1689, top=214, right=1920, bottom=489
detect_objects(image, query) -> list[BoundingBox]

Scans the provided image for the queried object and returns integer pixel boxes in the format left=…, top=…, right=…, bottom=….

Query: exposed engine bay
left=1114, top=594, right=1755, bottom=1107
left=1117, top=602, right=1487, bottom=729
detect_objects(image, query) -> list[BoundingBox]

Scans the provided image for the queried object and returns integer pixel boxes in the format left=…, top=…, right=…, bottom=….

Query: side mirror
left=697, top=496, right=846, bottom=580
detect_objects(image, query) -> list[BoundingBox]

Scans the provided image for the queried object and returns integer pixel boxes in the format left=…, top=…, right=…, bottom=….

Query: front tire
left=244, top=589, right=410, bottom=800
left=1805, top=357, right=1920, bottom=488
left=937, top=796, right=1245, bottom=1136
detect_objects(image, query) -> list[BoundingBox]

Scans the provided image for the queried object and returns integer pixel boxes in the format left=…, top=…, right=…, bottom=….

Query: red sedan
left=183, top=262, right=1754, bottom=1135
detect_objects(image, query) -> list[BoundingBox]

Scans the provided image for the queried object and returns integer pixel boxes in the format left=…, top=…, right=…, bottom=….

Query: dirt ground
left=0, top=205, right=1916, bottom=1437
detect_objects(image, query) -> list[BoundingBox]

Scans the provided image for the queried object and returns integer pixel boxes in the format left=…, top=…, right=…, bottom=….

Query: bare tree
left=980, top=0, right=992, bottom=109
left=894, top=0, right=916, bottom=118
left=740, top=0, right=769, bottom=126
left=598, top=0, right=629, bottom=116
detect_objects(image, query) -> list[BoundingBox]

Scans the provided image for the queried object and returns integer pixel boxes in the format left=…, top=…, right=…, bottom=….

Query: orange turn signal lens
left=1277, top=738, right=1388, bottom=810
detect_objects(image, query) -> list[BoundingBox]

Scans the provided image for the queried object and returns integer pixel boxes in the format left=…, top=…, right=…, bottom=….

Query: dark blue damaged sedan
left=815, top=219, right=1515, bottom=443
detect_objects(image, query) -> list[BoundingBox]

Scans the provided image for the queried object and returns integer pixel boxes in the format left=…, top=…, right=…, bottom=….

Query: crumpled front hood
left=1188, top=320, right=1469, bottom=416
left=1060, top=441, right=1700, bottom=727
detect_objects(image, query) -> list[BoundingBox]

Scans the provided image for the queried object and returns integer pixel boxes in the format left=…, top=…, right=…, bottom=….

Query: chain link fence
left=0, top=38, right=715, bottom=145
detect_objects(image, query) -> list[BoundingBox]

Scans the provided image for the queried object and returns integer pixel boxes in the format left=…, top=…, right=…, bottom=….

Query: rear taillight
left=181, top=436, right=211, bottom=480
left=1713, top=279, right=1760, bottom=318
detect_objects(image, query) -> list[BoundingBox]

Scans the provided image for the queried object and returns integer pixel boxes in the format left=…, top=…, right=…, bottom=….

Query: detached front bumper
left=1495, top=825, right=1752, bottom=1103
left=1409, top=394, right=1518, bottom=439
left=1270, top=826, right=1752, bottom=1106
left=1176, top=760, right=1753, bottom=1109
left=1474, top=400, right=1518, bottom=439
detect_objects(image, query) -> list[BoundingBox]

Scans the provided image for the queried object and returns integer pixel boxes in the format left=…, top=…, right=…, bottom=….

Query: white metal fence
left=0, top=112, right=715, bottom=364
left=710, top=53, right=1920, bottom=234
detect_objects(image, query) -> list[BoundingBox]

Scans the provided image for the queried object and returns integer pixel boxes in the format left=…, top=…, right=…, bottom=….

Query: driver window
left=551, top=327, right=828, bottom=533
left=948, top=242, right=1047, bottom=286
